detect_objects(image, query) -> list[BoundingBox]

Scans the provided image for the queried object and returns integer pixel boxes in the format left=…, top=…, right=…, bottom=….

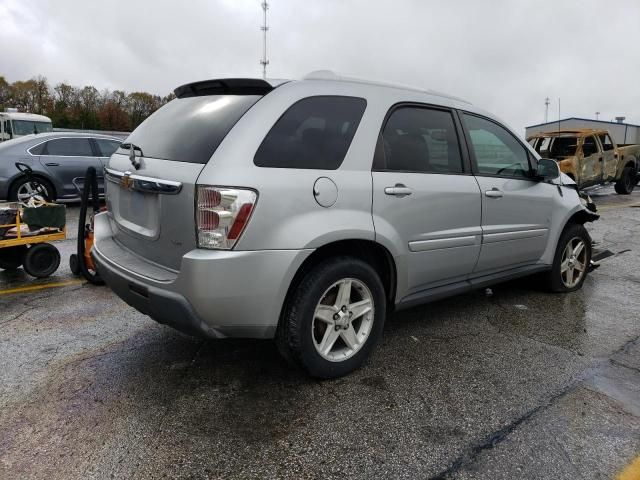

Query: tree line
left=0, top=75, right=175, bottom=132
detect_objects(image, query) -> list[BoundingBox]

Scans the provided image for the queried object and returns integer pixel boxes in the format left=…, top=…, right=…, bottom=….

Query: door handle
left=485, top=188, right=503, bottom=198
left=45, top=162, right=60, bottom=166
left=384, top=184, right=413, bottom=197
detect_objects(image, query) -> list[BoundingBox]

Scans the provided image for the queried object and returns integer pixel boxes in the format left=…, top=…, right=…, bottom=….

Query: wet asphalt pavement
left=1, top=187, right=639, bottom=479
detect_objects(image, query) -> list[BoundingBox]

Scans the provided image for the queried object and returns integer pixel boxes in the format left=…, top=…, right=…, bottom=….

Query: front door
left=461, top=112, right=555, bottom=274
left=372, top=105, right=482, bottom=295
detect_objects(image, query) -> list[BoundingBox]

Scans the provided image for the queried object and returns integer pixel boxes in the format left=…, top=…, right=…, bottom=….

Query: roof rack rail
left=174, top=78, right=274, bottom=98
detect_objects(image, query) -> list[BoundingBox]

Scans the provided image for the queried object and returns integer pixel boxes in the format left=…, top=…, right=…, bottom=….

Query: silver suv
left=92, top=72, right=598, bottom=378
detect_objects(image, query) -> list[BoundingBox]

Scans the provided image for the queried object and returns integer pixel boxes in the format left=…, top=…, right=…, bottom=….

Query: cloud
left=1, top=0, right=639, bottom=133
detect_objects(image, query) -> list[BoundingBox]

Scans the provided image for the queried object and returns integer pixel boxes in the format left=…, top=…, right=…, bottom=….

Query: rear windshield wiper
left=121, top=143, right=144, bottom=156
left=120, top=143, right=144, bottom=169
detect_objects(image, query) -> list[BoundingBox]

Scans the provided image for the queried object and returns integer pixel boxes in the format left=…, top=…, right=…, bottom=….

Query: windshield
left=533, top=136, right=577, bottom=158
left=12, top=120, right=53, bottom=136
left=549, top=137, right=578, bottom=157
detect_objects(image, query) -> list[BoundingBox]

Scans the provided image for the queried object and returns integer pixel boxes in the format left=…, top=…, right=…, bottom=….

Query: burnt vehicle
left=527, top=129, right=640, bottom=194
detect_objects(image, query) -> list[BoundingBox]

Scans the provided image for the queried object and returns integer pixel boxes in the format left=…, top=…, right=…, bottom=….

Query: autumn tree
left=2, top=75, right=174, bottom=132
left=0, top=76, right=11, bottom=111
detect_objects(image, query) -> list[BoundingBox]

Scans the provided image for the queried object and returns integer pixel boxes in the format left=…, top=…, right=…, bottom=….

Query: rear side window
left=254, top=96, right=367, bottom=169
left=599, top=133, right=614, bottom=151
left=374, top=106, right=463, bottom=173
left=44, top=138, right=94, bottom=156
left=120, top=95, right=261, bottom=164
left=94, top=138, right=121, bottom=157
left=29, top=142, right=47, bottom=155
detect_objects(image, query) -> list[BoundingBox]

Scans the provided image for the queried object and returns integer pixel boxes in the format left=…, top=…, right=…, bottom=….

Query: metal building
left=525, top=117, right=640, bottom=146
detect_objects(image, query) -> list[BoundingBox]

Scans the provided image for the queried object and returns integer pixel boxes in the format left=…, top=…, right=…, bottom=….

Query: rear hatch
left=105, top=81, right=269, bottom=271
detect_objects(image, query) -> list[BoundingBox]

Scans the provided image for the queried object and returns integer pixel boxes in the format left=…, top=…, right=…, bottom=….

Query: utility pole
left=558, top=98, right=561, bottom=134
left=544, top=97, right=550, bottom=123
left=260, top=1, right=269, bottom=79
left=595, top=111, right=600, bottom=120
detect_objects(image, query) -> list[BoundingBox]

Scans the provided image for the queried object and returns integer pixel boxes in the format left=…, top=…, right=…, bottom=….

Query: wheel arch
left=280, top=239, right=397, bottom=320
left=616, top=155, right=637, bottom=177
left=564, top=208, right=599, bottom=228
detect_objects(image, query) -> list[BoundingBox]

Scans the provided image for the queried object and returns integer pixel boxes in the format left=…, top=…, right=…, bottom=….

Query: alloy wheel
left=560, top=237, right=587, bottom=288
left=311, top=278, right=375, bottom=362
left=17, top=181, right=49, bottom=202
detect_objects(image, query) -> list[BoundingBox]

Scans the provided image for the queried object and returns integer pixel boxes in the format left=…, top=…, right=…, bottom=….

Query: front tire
left=277, top=256, right=386, bottom=378
left=546, top=223, right=592, bottom=293
left=614, top=165, right=636, bottom=195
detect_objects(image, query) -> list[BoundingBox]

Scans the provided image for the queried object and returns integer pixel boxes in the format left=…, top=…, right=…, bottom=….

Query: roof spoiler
left=174, top=78, right=275, bottom=98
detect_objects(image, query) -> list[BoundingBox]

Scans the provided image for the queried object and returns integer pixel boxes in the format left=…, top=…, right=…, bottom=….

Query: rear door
left=461, top=112, right=554, bottom=274
left=372, top=105, right=482, bottom=293
left=37, top=137, right=103, bottom=196
left=579, top=135, right=601, bottom=185
left=105, top=94, right=262, bottom=270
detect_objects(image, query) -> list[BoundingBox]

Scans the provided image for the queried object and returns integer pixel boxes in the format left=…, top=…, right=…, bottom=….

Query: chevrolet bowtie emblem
left=120, top=172, right=134, bottom=190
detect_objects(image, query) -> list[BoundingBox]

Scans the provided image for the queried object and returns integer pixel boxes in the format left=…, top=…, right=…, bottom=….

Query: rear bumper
left=92, top=213, right=313, bottom=339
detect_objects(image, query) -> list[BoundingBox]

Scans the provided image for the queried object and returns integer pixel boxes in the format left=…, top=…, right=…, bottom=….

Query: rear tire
left=9, top=177, right=55, bottom=202
left=546, top=223, right=592, bottom=293
left=277, top=256, right=386, bottom=378
left=614, top=165, right=636, bottom=194
left=23, top=243, right=61, bottom=278
left=0, top=246, right=27, bottom=270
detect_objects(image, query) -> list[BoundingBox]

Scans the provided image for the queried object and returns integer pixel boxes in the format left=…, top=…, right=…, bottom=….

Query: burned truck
left=527, top=129, right=640, bottom=194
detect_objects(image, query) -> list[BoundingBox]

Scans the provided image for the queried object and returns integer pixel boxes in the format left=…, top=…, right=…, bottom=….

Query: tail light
left=196, top=186, right=257, bottom=250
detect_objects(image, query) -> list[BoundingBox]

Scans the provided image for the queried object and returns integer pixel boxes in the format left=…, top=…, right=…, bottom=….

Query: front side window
left=94, top=138, right=121, bottom=157
left=254, top=96, right=367, bottom=169
left=582, top=136, right=598, bottom=156
left=462, top=113, right=531, bottom=178
left=43, top=138, right=94, bottom=156
left=599, top=134, right=614, bottom=151
left=374, top=106, right=463, bottom=173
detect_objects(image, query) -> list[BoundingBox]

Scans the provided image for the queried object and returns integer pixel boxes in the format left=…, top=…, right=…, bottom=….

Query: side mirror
left=535, top=158, right=560, bottom=181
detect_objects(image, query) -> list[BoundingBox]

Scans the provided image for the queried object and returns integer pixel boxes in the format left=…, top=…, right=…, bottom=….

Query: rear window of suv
left=254, top=96, right=367, bottom=169
left=118, top=95, right=261, bottom=164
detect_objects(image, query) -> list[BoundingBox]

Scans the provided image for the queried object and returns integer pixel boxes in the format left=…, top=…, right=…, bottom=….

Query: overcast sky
left=1, top=0, right=639, bottom=134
